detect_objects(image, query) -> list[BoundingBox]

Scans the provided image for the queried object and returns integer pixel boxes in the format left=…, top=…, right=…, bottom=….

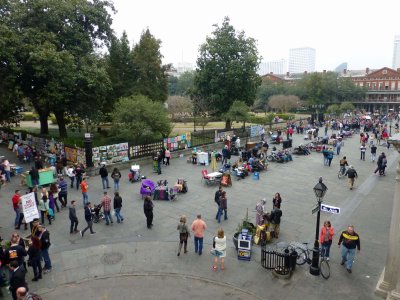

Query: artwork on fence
left=92, top=142, right=129, bottom=165
left=164, top=133, right=191, bottom=151
left=128, top=141, right=163, bottom=159
left=214, top=130, right=234, bottom=143
left=64, top=146, right=86, bottom=166
left=250, top=125, right=264, bottom=138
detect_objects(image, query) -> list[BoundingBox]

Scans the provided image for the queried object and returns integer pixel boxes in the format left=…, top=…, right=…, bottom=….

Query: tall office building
left=258, top=59, right=286, bottom=75
left=393, top=35, right=400, bottom=69
left=288, top=47, right=316, bottom=73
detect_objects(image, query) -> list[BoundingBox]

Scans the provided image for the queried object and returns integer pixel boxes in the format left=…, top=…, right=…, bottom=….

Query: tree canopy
left=131, top=29, right=169, bottom=102
left=112, top=95, right=172, bottom=140
left=0, top=0, right=115, bottom=136
left=194, top=17, right=261, bottom=128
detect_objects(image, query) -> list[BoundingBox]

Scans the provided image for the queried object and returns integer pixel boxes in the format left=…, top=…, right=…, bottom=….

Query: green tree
left=194, top=17, right=261, bottom=129
left=132, top=29, right=168, bottom=102
left=167, top=96, right=193, bottom=122
left=326, top=104, right=341, bottom=116
left=106, top=31, right=136, bottom=101
left=267, top=95, right=300, bottom=113
left=112, top=94, right=172, bottom=140
left=176, top=71, right=195, bottom=96
left=339, top=101, right=355, bottom=113
left=0, top=0, right=115, bottom=136
left=224, top=100, right=250, bottom=129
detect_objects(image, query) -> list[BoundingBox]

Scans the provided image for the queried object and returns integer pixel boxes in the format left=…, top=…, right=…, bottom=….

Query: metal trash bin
left=282, top=140, right=292, bottom=149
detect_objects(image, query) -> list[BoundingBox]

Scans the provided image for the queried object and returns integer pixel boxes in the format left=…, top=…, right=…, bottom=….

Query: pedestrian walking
left=38, top=225, right=52, bottom=273
left=80, top=202, right=96, bottom=237
left=12, top=190, right=21, bottom=229
left=49, top=183, right=60, bottom=212
left=338, top=225, right=361, bottom=273
left=319, top=220, right=334, bottom=260
left=80, top=177, right=89, bottom=206
left=156, top=151, right=163, bottom=175
left=191, top=214, right=207, bottom=255
left=143, top=196, right=154, bottom=229
left=74, top=164, right=84, bottom=190
left=272, top=192, right=282, bottom=209
left=211, top=228, right=226, bottom=271
left=27, top=236, right=42, bottom=281
left=345, top=165, right=358, bottom=190
left=336, top=140, right=342, bottom=155
left=101, top=191, right=113, bottom=225
left=217, top=191, right=228, bottom=223
left=370, top=143, right=377, bottom=162
left=3, top=159, right=11, bottom=182
left=113, top=192, right=124, bottom=223
left=69, top=200, right=79, bottom=234
left=38, top=195, right=51, bottom=225
left=58, top=177, right=68, bottom=207
left=99, top=163, right=110, bottom=189
left=111, top=168, right=122, bottom=191
left=326, top=147, right=334, bottom=167
left=360, top=143, right=366, bottom=161
left=165, top=148, right=171, bottom=166
left=214, top=186, right=222, bottom=220
left=8, top=260, right=27, bottom=300
left=177, top=215, right=190, bottom=256
left=66, top=165, right=75, bottom=188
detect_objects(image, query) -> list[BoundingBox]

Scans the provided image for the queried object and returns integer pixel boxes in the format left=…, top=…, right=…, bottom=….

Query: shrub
left=21, top=112, right=39, bottom=121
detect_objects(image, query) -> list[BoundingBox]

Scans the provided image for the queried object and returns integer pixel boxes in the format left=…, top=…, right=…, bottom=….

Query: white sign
left=321, top=204, right=340, bottom=214
left=21, top=192, right=40, bottom=223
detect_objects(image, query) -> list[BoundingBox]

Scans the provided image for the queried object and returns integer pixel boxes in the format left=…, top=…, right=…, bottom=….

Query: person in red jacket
left=12, top=190, right=21, bottom=229
left=319, top=220, right=334, bottom=260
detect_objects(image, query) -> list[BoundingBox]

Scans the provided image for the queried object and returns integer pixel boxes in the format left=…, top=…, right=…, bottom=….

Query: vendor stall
left=197, top=152, right=209, bottom=166
left=25, top=168, right=56, bottom=188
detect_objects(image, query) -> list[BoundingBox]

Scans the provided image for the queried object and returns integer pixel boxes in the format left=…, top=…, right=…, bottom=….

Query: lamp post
left=310, top=177, right=328, bottom=276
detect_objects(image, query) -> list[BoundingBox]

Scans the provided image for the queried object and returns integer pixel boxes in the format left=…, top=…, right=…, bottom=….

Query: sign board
left=321, top=204, right=340, bottom=214
left=312, top=205, right=320, bottom=214
left=84, top=133, right=92, bottom=139
left=21, top=192, right=40, bottom=223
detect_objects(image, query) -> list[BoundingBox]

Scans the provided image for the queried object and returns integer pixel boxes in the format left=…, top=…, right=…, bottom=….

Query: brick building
left=351, top=67, right=400, bottom=113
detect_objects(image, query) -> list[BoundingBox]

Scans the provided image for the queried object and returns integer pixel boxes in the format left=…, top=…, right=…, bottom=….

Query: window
left=373, top=82, right=376, bottom=89
left=379, top=82, right=383, bottom=89
left=366, top=82, right=370, bottom=89
left=391, top=82, right=396, bottom=90
left=383, top=69, right=387, bottom=75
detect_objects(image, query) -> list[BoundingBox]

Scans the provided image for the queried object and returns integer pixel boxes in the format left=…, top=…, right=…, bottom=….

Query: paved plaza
left=0, top=131, right=397, bottom=300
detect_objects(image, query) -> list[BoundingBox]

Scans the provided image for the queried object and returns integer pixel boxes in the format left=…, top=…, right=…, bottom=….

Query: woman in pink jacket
left=319, top=220, right=334, bottom=260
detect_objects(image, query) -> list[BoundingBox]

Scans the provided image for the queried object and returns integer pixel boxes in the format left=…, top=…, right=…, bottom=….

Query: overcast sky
left=111, top=0, right=399, bottom=72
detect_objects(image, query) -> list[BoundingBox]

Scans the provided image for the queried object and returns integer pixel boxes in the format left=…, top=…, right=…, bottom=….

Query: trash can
left=282, top=140, right=292, bottom=149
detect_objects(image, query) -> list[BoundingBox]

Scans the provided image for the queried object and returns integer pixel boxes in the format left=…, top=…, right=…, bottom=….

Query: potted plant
left=233, top=208, right=256, bottom=250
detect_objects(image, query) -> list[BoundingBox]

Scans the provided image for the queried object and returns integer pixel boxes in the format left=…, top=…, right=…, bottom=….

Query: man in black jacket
left=9, top=260, right=27, bottom=300
left=214, top=186, right=223, bottom=220
left=99, top=164, right=110, bottom=189
left=80, top=202, right=95, bottom=237
left=345, top=165, right=358, bottom=190
left=29, top=167, right=39, bottom=187
left=270, top=205, right=282, bottom=238
left=38, top=226, right=52, bottom=273
left=69, top=200, right=79, bottom=234
left=113, top=192, right=124, bottom=223
left=338, top=225, right=361, bottom=273
left=4, top=236, right=27, bottom=267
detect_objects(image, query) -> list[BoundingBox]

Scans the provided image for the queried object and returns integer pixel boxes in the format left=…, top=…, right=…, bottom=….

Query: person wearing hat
left=255, top=199, right=266, bottom=226
left=345, top=165, right=358, bottom=190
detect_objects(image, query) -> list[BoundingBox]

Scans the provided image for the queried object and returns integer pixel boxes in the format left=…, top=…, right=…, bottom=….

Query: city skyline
left=111, top=0, right=399, bottom=72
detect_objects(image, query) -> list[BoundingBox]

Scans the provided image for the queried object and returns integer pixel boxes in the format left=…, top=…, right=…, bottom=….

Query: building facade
left=393, top=35, right=400, bottom=70
left=288, top=47, right=316, bottom=74
left=351, top=67, right=400, bottom=112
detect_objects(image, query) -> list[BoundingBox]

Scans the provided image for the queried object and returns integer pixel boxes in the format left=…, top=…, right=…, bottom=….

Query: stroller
left=92, top=204, right=105, bottom=223
left=140, top=179, right=156, bottom=199
left=128, top=165, right=142, bottom=183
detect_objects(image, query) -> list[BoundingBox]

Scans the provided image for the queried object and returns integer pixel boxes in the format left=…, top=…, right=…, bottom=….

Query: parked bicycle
left=290, top=241, right=330, bottom=279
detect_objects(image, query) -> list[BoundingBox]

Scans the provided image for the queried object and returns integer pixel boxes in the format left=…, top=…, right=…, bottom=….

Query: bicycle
left=338, top=166, right=347, bottom=179
left=289, top=241, right=330, bottom=279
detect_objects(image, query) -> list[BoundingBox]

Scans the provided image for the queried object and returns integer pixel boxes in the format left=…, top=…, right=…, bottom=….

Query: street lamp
left=310, top=177, right=328, bottom=276
left=84, top=117, right=89, bottom=133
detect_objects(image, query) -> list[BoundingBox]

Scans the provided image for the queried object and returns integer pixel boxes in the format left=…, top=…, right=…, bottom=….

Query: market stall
left=25, top=168, right=56, bottom=188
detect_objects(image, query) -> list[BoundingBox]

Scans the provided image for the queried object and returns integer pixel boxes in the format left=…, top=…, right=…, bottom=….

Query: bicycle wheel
left=338, top=169, right=345, bottom=179
left=296, top=248, right=308, bottom=265
left=320, top=259, right=330, bottom=279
